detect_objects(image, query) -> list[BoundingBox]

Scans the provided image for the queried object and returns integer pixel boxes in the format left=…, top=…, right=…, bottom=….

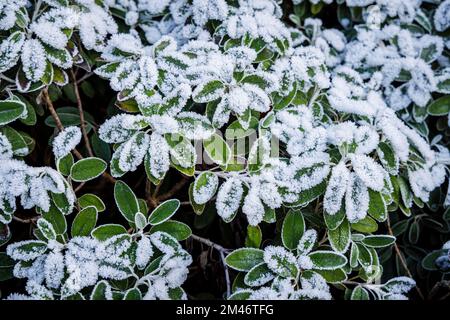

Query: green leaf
left=351, top=286, right=370, bottom=300
left=328, top=219, right=351, bottom=253
left=193, top=171, right=218, bottom=205
left=70, top=157, right=107, bottom=182
left=123, top=288, right=142, bottom=300
left=188, top=183, right=205, bottom=215
left=324, top=206, right=346, bottom=230
left=78, top=193, right=106, bottom=212
left=308, top=251, right=348, bottom=270
left=362, top=235, right=396, bottom=248
left=114, top=180, right=139, bottom=222
left=57, top=153, right=74, bottom=176
left=427, top=96, right=450, bottom=116
left=91, top=224, right=127, bottom=241
left=90, top=281, right=111, bottom=300
left=37, top=218, right=57, bottom=241
left=192, top=80, right=225, bottom=103
left=148, top=199, right=180, bottom=225
left=0, top=253, right=14, bottom=281
left=71, top=206, right=98, bottom=237
left=368, top=190, right=387, bottom=222
left=225, top=248, right=264, bottom=271
left=273, top=81, right=297, bottom=111
left=134, top=212, right=147, bottom=230
left=315, top=268, right=348, bottom=283
left=351, top=216, right=378, bottom=233
left=0, top=126, right=29, bottom=156
left=42, top=206, right=67, bottom=235
left=377, top=141, right=398, bottom=175
left=245, top=225, right=262, bottom=248
left=228, top=290, right=253, bottom=300
left=203, top=133, right=231, bottom=166
left=350, top=242, right=359, bottom=268
left=281, top=210, right=305, bottom=250
left=284, top=181, right=326, bottom=207
left=422, top=249, right=446, bottom=271
left=244, top=263, right=274, bottom=287
left=356, top=243, right=372, bottom=269
left=0, top=100, right=26, bottom=125
left=150, top=220, right=191, bottom=241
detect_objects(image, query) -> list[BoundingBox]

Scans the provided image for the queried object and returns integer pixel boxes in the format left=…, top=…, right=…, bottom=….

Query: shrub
left=0, top=0, right=449, bottom=300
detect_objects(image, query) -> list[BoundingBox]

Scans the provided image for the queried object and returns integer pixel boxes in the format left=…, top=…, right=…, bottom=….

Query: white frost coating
left=216, top=178, right=243, bottom=221
left=52, top=126, right=82, bottom=159
left=193, top=172, right=219, bottom=205
left=345, top=173, right=369, bottom=223
left=324, top=162, right=350, bottom=215
left=242, top=187, right=265, bottom=226
left=263, top=246, right=297, bottom=276
left=435, top=0, right=450, bottom=32
left=0, top=159, right=73, bottom=216
left=6, top=231, right=191, bottom=299
left=350, top=154, right=386, bottom=191
left=21, top=39, right=46, bottom=82
left=148, top=133, right=170, bottom=180
left=0, top=133, right=13, bottom=160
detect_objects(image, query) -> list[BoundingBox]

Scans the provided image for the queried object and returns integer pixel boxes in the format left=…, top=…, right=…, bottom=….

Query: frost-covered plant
left=225, top=214, right=415, bottom=300
left=0, top=0, right=449, bottom=301
left=5, top=188, right=192, bottom=300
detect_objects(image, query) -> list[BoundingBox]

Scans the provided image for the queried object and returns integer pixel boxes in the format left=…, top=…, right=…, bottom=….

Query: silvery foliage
left=0, top=0, right=449, bottom=301
left=6, top=224, right=191, bottom=300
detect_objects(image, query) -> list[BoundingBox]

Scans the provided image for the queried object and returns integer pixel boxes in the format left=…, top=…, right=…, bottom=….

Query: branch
left=157, top=176, right=189, bottom=202
left=190, top=234, right=231, bottom=298
left=71, top=69, right=94, bottom=157
left=386, top=214, right=425, bottom=300
left=42, top=87, right=116, bottom=183
left=13, top=215, right=39, bottom=224
left=42, top=88, right=83, bottom=160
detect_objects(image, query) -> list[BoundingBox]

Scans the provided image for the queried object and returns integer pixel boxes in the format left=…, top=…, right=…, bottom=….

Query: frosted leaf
left=52, top=126, right=82, bottom=159
left=44, top=251, right=65, bottom=289
left=0, top=0, right=27, bottom=30
left=99, top=114, right=147, bottom=143
left=297, top=229, right=317, bottom=256
left=101, top=33, right=143, bottom=62
left=26, top=280, right=54, bottom=300
left=435, top=0, right=450, bottom=32
left=243, top=84, right=271, bottom=113
left=216, top=178, right=243, bottom=222
left=354, top=126, right=379, bottom=155
left=0, top=31, right=25, bottom=73
left=193, top=171, right=219, bottom=205
left=21, top=39, right=47, bottom=82
left=139, top=56, right=159, bottom=90
left=350, top=154, right=386, bottom=191
left=345, top=173, right=369, bottom=223
left=192, top=0, right=229, bottom=26
left=258, top=182, right=282, bottom=209
left=324, top=162, right=350, bottom=215
left=263, top=246, right=297, bottom=278
left=0, top=133, right=13, bottom=160
left=177, top=112, right=215, bottom=140
left=242, top=187, right=265, bottom=226
left=383, top=277, right=416, bottom=294
left=226, top=46, right=256, bottom=70
left=118, top=132, right=150, bottom=172
left=136, top=236, right=153, bottom=269
left=7, top=240, right=48, bottom=262
left=148, top=133, right=170, bottom=180
left=148, top=115, right=180, bottom=135
left=78, top=4, right=118, bottom=51
left=31, top=21, right=69, bottom=51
